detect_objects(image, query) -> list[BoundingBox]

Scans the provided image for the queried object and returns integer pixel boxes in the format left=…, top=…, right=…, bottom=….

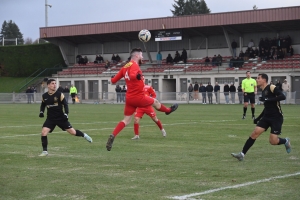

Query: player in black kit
left=231, top=73, right=291, bottom=161
left=38, top=79, right=92, bottom=156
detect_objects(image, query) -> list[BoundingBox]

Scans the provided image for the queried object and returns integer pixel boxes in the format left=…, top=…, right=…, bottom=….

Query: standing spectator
left=111, top=54, right=117, bottom=63
left=253, top=47, right=259, bottom=58
left=115, top=85, right=122, bottom=103
left=286, top=35, right=292, bottom=47
left=214, top=82, right=220, bottom=104
left=223, top=83, right=230, bottom=104
left=181, top=48, right=188, bottom=64
left=242, top=71, right=257, bottom=120
left=286, top=45, right=294, bottom=57
left=281, top=39, right=288, bottom=56
left=57, top=85, right=64, bottom=93
left=193, top=82, right=199, bottom=100
left=26, top=86, right=33, bottom=104
left=258, top=38, right=264, bottom=52
left=115, top=54, right=121, bottom=62
left=204, top=56, right=210, bottom=66
left=216, top=54, right=222, bottom=66
left=199, top=83, right=206, bottom=104
left=277, top=49, right=284, bottom=60
left=276, top=80, right=282, bottom=91
left=156, top=51, right=162, bottom=67
left=70, top=84, right=77, bottom=104
left=31, top=86, right=36, bottom=102
left=282, top=79, right=290, bottom=104
left=231, top=39, right=238, bottom=57
left=83, top=56, right=88, bottom=65
left=188, top=83, right=193, bottom=100
left=248, top=39, right=254, bottom=49
left=121, top=85, right=127, bottom=102
left=63, top=86, right=70, bottom=103
left=237, top=82, right=243, bottom=104
left=76, top=55, right=81, bottom=64
left=229, top=82, right=236, bottom=104
left=206, top=82, right=213, bottom=104
left=166, top=54, right=173, bottom=64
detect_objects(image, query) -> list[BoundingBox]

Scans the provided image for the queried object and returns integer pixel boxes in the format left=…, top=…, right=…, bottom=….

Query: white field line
left=169, top=172, right=300, bottom=200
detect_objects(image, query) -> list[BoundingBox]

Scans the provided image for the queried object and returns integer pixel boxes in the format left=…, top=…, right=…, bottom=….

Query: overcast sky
left=1, top=0, right=299, bottom=41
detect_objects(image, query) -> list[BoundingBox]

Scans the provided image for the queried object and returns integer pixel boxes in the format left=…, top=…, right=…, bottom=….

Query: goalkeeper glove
left=253, top=118, right=259, bottom=124
left=39, top=111, right=44, bottom=118
left=136, top=73, right=141, bottom=80
left=258, top=97, right=268, bottom=102
left=63, top=113, right=68, bottom=120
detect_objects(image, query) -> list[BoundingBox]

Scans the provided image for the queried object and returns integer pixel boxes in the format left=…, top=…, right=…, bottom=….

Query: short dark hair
left=246, top=71, right=251, bottom=74
left=130, top=48, right=142, bottom=54
left=258, top=73, right=268, bottom=82
left=47, top=79, right=56, bottom=85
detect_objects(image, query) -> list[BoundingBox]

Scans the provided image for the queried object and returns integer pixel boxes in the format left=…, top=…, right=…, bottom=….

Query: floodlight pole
left=45, top=0, right=52, bottom=27
left=142, top=42, right=153, bottom=63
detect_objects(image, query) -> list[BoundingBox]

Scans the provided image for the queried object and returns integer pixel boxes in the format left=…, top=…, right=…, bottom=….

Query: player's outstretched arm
left=61, top=93, right=69, bottom=115
left=39, top=98, right=46, bottom=117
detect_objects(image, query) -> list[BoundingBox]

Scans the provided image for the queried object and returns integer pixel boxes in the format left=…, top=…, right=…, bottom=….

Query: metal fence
left=0, top=92, right=298, bottom=105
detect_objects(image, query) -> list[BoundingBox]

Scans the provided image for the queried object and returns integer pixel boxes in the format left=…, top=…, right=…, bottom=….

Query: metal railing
left=0, top=91, right=297, bottom=105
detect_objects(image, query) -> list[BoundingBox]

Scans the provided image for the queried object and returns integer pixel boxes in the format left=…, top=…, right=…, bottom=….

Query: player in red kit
left=106, top=48, right=178, bottom=151
left=132, top=76, right=166, bottom=140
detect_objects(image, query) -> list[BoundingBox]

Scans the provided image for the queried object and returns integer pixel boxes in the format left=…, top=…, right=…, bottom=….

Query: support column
left=206, top=38, right=208, bottom=57
left=222, top=27, right=233, bottom=56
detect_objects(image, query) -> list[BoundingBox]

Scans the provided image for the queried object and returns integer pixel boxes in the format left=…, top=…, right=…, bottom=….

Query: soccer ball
left=138, top=29, right=151, bottom=42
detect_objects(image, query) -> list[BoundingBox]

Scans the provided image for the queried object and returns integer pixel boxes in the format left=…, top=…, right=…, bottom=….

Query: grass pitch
left=0, top=103, right=299, bottom=200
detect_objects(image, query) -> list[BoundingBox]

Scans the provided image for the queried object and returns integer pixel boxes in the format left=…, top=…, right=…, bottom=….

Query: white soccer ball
left=138, top=29, right=151, bottom=42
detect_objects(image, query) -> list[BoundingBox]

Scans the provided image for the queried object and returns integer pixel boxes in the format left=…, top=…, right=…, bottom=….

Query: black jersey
left=261, top=84, right=285, bottom=116
left=40, top=91, right=69, bottom=121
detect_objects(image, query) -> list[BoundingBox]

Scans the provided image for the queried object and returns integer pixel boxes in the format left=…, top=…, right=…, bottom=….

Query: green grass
left=0, top=77, right=29, bottom=92
left=0, top=104, right=299, bottom=200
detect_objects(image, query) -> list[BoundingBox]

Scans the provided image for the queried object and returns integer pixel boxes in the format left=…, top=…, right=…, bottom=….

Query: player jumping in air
left=106, top=48, right=178, bottom=151
left=132, top=75, right=166, bottom=140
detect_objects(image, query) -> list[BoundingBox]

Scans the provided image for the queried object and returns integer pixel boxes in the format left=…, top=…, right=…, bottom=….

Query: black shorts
left=244, top=93, right=255, bottom=104
left=42, top=119, right=72, bottom=133
left=71, top=93, right=76, bottom=98
left=257, top=115, right=283, bottom=135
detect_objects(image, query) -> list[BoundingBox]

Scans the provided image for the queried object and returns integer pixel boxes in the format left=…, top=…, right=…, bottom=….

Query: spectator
left=231, top=39, right=238, bottom=57
left=111, top=54, right=117, bottom=63
left=63, top=86, right=70, bottom=103
left=276, top=80, right=282, bottom=91
left=193, top=81, right=199, bottom=100
left=211, top=55, right=217, bottom=66
left=237, top=82, right=243, bottom=104
left=229, top=57, right=235, bottom=68
left=260, top=48, right=266, bottom=61
left=237, top=57, right=244, bottom=68
left=115, top=85, right=122, bottom=103
left=98, top=55, right=104, bottom=63
left=229, top=82, right=236, bottom=104
left=199, top=83, right=207, bottom=104
left=76, top=55, right=82, bottom=64
left=258, top=38, right=264, bottom=51
left=204, top=56, right=210, bottom=66
left=216, top=54, right=222, bottom=66
left=264, top=37, right=270, bottom=50
left=271, top=37, right=277, bottom=48
left=239, top=50, right=244, bottom=59
left=273, top=49, right=278, bottom=60
left=287, top=45, right=294, bottom=56
left=121, top=85, right=127, bottom=102
left=214, top=82, right=220, bottom=104
left=248, top=39, right=254, bottom=49
left=115, top=54, right=121, bottom=62
left=244, top=49, right=250, bottom=61
left=277, top=49, right=284, bottom=60
left=94, top=55, right=100, bottom=64
left=181, top=48, right=188, bottom=64
left=254, top=47, right=259, bottom=57
left=286, top=35, right=292, bottom=47
left=264, top=49, right=270, bottom=60
left=156, top=51, right=162, bottom=67
left=249, top=48, right=255, bottom=59
left=26, top=86, right=33, bottom=104
left=57, top=85, right=64, bottom=93
left=206, top=82, right=213, bottom=104
left=282, top=79, right=290, bottom=104
left=173, top=51, right=181, bottom=63
left=281, top=39, right=288, bottom=56
left=223, top=82, right=230, bottom=104
left=166, top=54, right=173, bottom=64
left=188, top=83, right=193, bottom=100
left=104, top=60, right=111, bottom=69
left=83, top=56, right=88, bottom=65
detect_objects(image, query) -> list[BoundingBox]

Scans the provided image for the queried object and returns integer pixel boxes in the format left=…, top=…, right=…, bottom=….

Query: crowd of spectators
left=165, top=49, right=188, bottom=64
left=76, top=55, right=88, bottom=65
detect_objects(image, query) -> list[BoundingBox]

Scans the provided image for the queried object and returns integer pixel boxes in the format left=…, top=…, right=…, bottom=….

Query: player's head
left=47, top=79, right=56, bottom=91
left=246, top=71, right=251, bottom=78
left=257, top=73, right=268, bottom=86
left=130, top=48, right=143, bottom=64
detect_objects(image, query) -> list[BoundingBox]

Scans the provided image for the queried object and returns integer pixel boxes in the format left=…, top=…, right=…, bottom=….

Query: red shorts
left=135, top=106, right=156, bottom=118
left=124, top=95, right=155, bottom=116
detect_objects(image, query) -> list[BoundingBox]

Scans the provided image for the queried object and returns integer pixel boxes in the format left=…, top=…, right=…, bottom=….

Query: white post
left=2, top=37, right=4, bottom=46
left=45, top=0, right=48, bottom=27
left=16, top=38, right=17, bottom=45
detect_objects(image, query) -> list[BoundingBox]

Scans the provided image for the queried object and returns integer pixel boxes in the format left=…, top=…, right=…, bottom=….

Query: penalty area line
left=169, top=172, right=300, bottom=200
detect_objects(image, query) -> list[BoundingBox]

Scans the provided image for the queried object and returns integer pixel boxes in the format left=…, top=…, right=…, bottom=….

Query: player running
left=106, top=48, right=178, bottom=151
left=38, top=79, right=92, bottom=156
left=132, top=75, right=166, bottom=140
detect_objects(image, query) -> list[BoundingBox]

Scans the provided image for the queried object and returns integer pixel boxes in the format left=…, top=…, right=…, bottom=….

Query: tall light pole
left=45, top=0, right=52, bottom=27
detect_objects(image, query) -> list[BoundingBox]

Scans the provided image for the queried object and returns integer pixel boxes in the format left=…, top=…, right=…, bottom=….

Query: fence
left=0, top=92, right=297, bottom=105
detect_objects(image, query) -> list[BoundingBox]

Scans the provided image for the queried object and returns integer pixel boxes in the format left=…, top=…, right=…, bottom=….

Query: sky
left=0, top=0, right=299, bottom=41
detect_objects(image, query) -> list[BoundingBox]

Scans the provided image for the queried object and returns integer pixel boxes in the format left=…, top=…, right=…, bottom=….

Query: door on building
left=152, top=79, right=159, bottom=91
left=162, top=79, right=176, bottom=100
left=180, top=78, right=187, bottom=92
left=292, top=76, right=300, bottom=104
left=88, top=80, right=99, bottom=99
left=102, top=80, right=108, bottom=99
left=75, top=81, right=85, bottom=99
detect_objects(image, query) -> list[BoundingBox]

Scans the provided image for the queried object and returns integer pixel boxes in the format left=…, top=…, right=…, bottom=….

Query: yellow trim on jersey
left=124, top=62, right=133, bottom=68
left=60, top=93, right=65, bottom=102
left=270, top=84, right=276, bottom=93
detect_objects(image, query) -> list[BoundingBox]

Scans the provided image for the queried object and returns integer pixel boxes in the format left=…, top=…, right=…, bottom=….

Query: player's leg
left=39, top=127, right=51, bottom=156
left=231, top=125, right=265, bottom=161
left=57, top=120, right=93, bottom=143
left=243, top=95, right=249, bottom=119
left=250, top=94, right=256, bottom=119
left=151, top=98, right=178, bottom=115
left=132, top=113, right=142, bottom=140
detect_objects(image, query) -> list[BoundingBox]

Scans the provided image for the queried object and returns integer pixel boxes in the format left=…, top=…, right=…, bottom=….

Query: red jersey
left=111, top=61, right=144, bottom=99
left=143, top=85, right=156, bottom=98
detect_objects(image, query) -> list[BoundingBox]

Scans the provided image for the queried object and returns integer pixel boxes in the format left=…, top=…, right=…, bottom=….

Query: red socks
left=134, top=123, right=139, bottom=135
left=112, top=121, right=125, bottom=137
left=155, top=120, right=163, bottom=130
left=158, top=104, right=171, bottom=113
